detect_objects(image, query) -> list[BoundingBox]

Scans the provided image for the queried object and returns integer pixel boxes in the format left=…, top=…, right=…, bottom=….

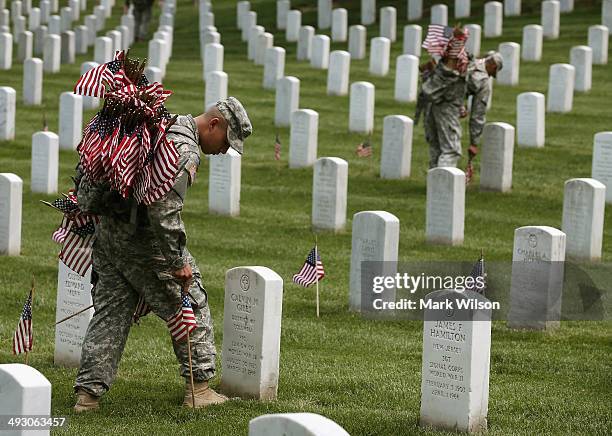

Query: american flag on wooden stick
left=274, top=133, right=281, bottom=160
left=59, top=214, right=96, bottom=276
left=356, top=138, right=373, bottom=157
left=74, top=55, right=124, bottom=98
left=166, top=294, right=197, bottom=342
left=12, top=291, right=33, bottom=355
left=466, top=254, right=486, bottom=295
left=293, top=247, right=325, bottom=287
left=133, top=295, right=151, bottom=324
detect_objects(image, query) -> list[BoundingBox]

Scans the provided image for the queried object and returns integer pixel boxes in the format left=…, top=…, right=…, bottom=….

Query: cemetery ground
left=1, top=0, right=611, bottom=434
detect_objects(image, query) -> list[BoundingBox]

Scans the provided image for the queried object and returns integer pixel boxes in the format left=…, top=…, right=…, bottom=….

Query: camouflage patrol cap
left=485, top=51, right=503, bottom=78
left=215, top=97, right=252, bottom=154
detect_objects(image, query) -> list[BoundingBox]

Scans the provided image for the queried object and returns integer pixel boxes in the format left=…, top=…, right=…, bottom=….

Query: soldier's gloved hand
left=172, top=264, right=193, bottom=290
left=468, top=144, right=479, bottom=159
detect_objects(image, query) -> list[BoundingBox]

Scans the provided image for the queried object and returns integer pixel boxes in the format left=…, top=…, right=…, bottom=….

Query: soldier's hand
left=173, top=264, right=193, bottom=288
left=468, top=144, right=479, bottom=159
left=459, top=106, right=468, bottom=118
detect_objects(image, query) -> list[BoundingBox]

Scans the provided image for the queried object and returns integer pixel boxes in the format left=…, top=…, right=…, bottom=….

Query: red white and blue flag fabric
left=293, top=247, right=325, bottom=287
left=12, top=291, right=33, bottom=355
left=166, top=294, right=197, bottom=342
left=422, top=25, right=469, bottom=72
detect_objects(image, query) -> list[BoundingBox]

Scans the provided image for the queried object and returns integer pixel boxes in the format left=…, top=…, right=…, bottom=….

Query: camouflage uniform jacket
left=466, top=59, right=491, bottom=146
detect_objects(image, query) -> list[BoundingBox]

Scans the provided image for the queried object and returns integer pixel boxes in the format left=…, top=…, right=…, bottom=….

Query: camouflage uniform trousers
left=74, top=233, right=216, bottom=397
left=133, top=6, right=152, bottom=41
left=424, top=100, right=463, bottom=169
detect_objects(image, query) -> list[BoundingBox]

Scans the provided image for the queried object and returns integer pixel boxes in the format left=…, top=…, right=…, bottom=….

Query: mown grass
left=0, top=0, right=611, bottom=435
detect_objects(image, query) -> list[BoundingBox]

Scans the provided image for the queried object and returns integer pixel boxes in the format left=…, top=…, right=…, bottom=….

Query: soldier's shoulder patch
left=185, top=161, right=198, bottom=186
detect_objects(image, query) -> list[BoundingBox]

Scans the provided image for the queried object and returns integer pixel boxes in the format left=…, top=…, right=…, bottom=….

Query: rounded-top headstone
left=249, top=413, right=350, bottom=436
left=0, top=364, right=52, bottom=417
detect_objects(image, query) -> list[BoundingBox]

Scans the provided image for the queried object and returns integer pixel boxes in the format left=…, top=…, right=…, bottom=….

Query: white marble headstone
left=297, top=25, right=314, bottom=61
left=455, top=0, right=471, bottom=19
left=43, top=34, right=60, bottom=72
left=508, top=226, right=566, bottom=330
left=419, top=290, right=491, bottom=433
left=349, top=81, right=375, bottom=134
left=263, top=46, right=285, bottom=90
left=395, top=54, right=418, bottom=103
left=249, top=413, right=350, bottom=436
left=311, top=35, right=330, bottom=69
left=521, top=24, right=542, bottom=61
left=312, top=157, right=348, bottom=232
left=592, top=132, right=612, bottom=204
left=75, top=25, right=88, bottom=54
left=205, top=71, right=228, bottom=111
left=0, top=173, right=22, bottom=256
left=23, top=57, right=43, bottom=106
left=431, top=4, right=447, bottom=26
left=369, top=37, right=390, bottom=76
left=327, top=50, right=350, bottom=96
left=546, top=63, right=574, bottom=113
left=60, top=30, right=75, bottom=64
left=588, top=25, right=608, bottom=65
left=94, top=35, right=112, bottom=65
left=349, top=211, right=399, bottom=312
left=317, top=0, right=332, bottom=29
left=0, top=364, right=51, bottom=424
left=0, top=86, right=16, bottom=140
left=31, top=131, right=58, bottom=194
left=209, top=149, right=241, bottom=216
left=403, top=24, right=422, bottom=57
left=348, top=25, right=366, bottom=60
left=221, top=266, right=283, bottom=400
left=504, top=0, right=521, bottom=16
left=277, top=0, right=289, bottom=30
left=331, top=8, right=347, bottom=42
left=480, top=122, right=514, bottom=192
left=85, top=15, right=97, bottom=46
left=465, top=24, right=481, bottom=56
left=484, top=1, right=502, bottom=38
left=18, top=30, right=33, bottom=63
left=517, top=92, right=545, bottom=147
left=255, top=32, right=273, bottom=66
left=426, top=167, right=465, bottom=245
left=408, top=0, right=422, bottom=21
left=542, top=0, right=560, bottom=40
left=562, top=178, right=605, bottom=261
left=81, top=61, right=100, bottom=110
left=497, top=42, right=519, bottom=86
left=59, top=92, right=82, bottom=150
left=54, top=260, right=93, bottom=366
left=236, top=1, right=249, bottom=30
left=285, top=10, right=300, bottom=42
left=247, top=25, right=263, bottom=61
left=570, top=45, right=592, bottom=92
left=275, top=76, right=299, bottom=127
left=361, top=0, right=376, bottom=25
left=241, top=11, right=256, bottom=42
left=203, top=42, right=223, bottom=81
left=289, top=109, right=318, bottom=169
left=380, top=115, right=413, bottom=179
left=380, top=6, right=396, bottom=42
left=604, top=0, right=612, bottom=32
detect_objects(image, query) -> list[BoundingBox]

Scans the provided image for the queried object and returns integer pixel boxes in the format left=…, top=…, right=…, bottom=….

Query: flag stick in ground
left=55, top=304, right=94, bottom=325
left=315, top=235, right=320, bottom=318
left=25, top=277, right=35, bottom=366
left=183, top=281, right=196, bottom=408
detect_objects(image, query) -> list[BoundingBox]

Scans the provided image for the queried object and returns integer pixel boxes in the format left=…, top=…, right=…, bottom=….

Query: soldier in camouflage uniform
left=124, top=0, right=154, bottom=42
left=73, top=97, right=252, bottom=412
left=465, top=52, right=503, bottom=159
left=420, top=51, right=502, bottom=168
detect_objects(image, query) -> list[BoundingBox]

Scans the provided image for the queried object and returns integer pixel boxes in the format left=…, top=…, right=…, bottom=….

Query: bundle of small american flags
left=422, top=24, right=470, bottom=73
left=293, top=247, right=325, bottom=287
left=73, top=50, right=178, bottom=205
left=12, top=291, right=33, bottom=355
left=46, top=191, right=99, bottom=276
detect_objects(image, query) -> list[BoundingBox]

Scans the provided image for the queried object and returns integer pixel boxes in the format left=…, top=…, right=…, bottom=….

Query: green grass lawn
left=1, top=0, right=611, bottom=434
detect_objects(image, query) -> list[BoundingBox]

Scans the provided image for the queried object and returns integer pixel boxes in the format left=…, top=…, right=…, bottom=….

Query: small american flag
left=422, top=24, right=469, bottom=71
left=356, top=138, right=372, bottom=158
left=466, top=255, right=486, bottom=295
left=274, top=133, right=281, bottom=161
left=166, top=294, right=197, bottom=342
left=293, top=247, right=325, bottom=287
left=52, top=216, right=72, bottom=244
left=74, top=54, right=124, bottom=98
left=133, top=295, right=151, bottom=324
left=12, top=291, right=33, bottom=355
left=59, top=214, right=97, bottom=276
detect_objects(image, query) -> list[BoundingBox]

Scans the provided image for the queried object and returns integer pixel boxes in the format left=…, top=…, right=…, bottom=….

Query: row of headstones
left=3, top=125, right=609, bottom=256
left=0, top=364, right=351, bottom=435
left=0, top=4, right=141, bottom=74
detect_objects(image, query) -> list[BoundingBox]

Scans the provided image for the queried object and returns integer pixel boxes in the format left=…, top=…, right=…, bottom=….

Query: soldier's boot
left=182, top=380, right=229, bottom=408
left=74, top=389, right=100, bottom=413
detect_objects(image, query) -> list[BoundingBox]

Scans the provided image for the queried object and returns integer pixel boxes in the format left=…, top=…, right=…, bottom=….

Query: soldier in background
left=73, top=98, right=253, bottom=411
left=124, top=0, right=155, bottom=42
